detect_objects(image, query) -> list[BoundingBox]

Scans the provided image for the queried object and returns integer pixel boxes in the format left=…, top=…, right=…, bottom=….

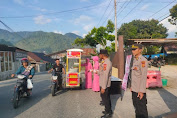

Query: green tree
left=63, top=55, right=67, bottom=63
left=168, top=4, right=177, bottom=25
left=73, top=20, right=115, bottom=48
left=142, top=46, right=160, bottom=55
left=73, top=37, right=86, bottom=47
left=117, top=19, right=168, bottom=45
left=168, top=4, right=177, bottom=36
left=105, top=42, right=115, bottom=54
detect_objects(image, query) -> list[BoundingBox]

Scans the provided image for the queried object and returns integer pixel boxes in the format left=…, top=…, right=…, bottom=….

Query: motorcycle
left=13, top=75, right=32, bottom=109
left=159, top=57, right=165, bottom=66
left=51, top=72, right=63, bottom=96
left=151, top=57, right=161, bottom=68
left=148, top=61, right=152, bottom=68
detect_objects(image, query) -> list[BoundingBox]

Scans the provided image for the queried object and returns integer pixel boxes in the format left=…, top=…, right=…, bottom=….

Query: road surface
left=0, top=72, right=119, bottom=118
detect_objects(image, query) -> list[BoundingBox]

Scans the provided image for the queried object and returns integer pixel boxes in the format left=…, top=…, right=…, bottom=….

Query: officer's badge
left=101, top=60, right=105, bottom=64
left=141, top=61, right=145, bottom=67
left=132, top=45, right=138, bottom=49
left=133, top=67, right=138, bottom=70
left=103, top=64, right=107, bottom=71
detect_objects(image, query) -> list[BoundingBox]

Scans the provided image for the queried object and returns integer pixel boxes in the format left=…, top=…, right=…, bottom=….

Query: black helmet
left=21, top=58, right=28, bottom=63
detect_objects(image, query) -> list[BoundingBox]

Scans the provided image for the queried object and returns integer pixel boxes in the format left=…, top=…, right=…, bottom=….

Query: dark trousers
left=100, top=87, right=103, bottom=101
left=57, top=75, right=63, bottom=89
left=101, top=87, right=112, bottom=113
left=132, top=91, right=148, bottom=118
left=23, top=79, right=27, bottom=92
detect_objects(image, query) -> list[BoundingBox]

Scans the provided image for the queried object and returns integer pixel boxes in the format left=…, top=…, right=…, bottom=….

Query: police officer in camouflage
left=131, top=44, right=148, bottom=118
left=99, top=49, right=113, bottom=118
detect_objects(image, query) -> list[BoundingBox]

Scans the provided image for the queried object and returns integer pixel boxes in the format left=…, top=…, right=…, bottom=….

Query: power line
left=108, top=0, right=132, bottom=25
left=157, top=13, right=170, bottom=21
left=0, top=20, right=14, bottom=32
left=159, top=15, right=170, bottom=22
left=116, top=0, right=132, bottom=17
left=0, top=4, right=104, bottom=19
left=0, top=19, right=25, bottom=39
left=97, top=0, right=113, bottom=27
left=101, top=0, right=129, bottom=26
left=148, top=0, right=176, bottom=19
left=101, top=6, right=115, bottom=26
left=116, top=0, right=177, bottom=3
left=118, top=0, right=142, bottom=25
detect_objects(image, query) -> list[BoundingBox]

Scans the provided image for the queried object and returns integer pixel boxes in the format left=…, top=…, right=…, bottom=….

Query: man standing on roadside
left=131, top=44, right=148, bottom=118
left=99, top=49, right=113, bottom=118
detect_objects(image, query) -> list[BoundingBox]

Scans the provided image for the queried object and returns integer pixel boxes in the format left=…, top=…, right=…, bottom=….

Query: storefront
left=0, top=45, right=16, bottom=80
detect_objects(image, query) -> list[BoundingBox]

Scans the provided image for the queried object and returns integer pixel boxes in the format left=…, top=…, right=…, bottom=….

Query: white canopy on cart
left=66, top=49, right=83, bottom=52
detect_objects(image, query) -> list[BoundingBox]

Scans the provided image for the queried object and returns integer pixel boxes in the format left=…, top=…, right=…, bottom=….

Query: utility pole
left=114, top=0, right=118, bottom=52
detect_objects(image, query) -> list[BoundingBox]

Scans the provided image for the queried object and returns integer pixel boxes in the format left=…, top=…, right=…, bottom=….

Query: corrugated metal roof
left=28, top=52, right=54, bottom=63
left=128, top=38, right=177, bottom=45
left=0, top=44, right=16, bottom=51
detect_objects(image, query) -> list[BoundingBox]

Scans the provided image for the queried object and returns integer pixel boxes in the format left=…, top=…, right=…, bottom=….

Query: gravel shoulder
left=148, top=65, right=177, bottom=89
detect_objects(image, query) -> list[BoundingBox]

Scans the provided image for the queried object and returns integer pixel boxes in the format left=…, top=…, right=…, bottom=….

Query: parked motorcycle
left=159, top=58, right=165, bottom=66
left=151, top=57, right=161, bottom=68
left=13, top=75, right=32, bottom=109
left=148, top=61, right=152, bottom=68
left=152, top=56, right=166, bottom=67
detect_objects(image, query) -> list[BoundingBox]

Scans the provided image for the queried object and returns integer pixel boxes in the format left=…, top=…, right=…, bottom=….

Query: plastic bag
left=27, top=79, right=33, bottom=89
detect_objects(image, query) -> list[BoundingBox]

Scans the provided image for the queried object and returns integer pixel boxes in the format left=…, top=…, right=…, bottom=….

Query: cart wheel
left=80, top=84, right=82, bottom=89
left=80, top=78, right=83, bottom=89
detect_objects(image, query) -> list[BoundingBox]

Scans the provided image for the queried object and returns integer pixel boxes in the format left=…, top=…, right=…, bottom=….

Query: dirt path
left=149, top=65, right=177, bottom=88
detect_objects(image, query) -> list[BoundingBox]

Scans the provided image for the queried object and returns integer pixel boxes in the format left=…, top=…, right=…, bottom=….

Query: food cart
left=65, top=49, right=83, bottom=88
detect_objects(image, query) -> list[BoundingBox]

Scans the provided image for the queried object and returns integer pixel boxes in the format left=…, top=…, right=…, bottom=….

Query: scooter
left=13, top=75, right=32, bottom=109
left=152, top=57, right=161, bottom=68
left=159, top=57, right=165, bottom=66
left=51, top=75, right=58, bottom=96
left=51, top=72, right=62, bottom=96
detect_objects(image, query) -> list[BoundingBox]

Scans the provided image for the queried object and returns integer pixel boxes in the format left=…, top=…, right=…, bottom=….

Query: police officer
left=131, top=44, right=148, bottom=118
left=99, top=49, right=113, bottom=118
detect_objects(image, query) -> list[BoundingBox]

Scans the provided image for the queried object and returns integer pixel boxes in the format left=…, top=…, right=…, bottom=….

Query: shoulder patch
left=103, top=64, right=107, bottom=71
left=141, top=61, right=145, bottom=67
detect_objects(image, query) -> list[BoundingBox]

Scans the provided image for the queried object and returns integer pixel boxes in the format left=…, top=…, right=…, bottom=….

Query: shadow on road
left=0, top=79, right=50, bottom=118
left=154, top=88, right=177, bottom=118
left=55, top=89, right=68, bottom=96
left=111, top=94, right=121, bottom=114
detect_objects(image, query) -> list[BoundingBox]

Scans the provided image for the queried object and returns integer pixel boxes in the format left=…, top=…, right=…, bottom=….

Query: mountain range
left=0, top=29, right=82, bottom=54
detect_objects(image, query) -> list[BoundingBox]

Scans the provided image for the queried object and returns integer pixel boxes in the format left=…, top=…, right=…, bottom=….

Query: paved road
left=0, top=72, right=119, bottom=118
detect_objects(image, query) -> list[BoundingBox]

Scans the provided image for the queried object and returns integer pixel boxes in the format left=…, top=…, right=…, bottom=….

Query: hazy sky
left=0, top=0, right=177, bottom=38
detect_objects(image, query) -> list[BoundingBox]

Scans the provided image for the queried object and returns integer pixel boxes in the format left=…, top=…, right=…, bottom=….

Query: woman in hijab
left=92, top=56, right=100, bottom=92
left=81, top=58, right=92, bottom=89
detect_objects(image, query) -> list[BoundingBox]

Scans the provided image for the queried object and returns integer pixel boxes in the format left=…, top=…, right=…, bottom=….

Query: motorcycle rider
left=11, top=58, right=35, bottom=96
left=48, top=59, right=65, bottom=90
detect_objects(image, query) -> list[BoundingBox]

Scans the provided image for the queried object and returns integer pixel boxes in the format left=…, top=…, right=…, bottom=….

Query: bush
left=142, top=46, right=161, bottom=55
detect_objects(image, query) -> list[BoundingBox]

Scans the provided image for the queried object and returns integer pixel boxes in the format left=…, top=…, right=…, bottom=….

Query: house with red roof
left=28, top=52, right=54, bottom=72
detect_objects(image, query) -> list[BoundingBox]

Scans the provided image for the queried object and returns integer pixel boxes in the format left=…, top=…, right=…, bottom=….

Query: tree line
left=73, top=4, right=177, bottom=55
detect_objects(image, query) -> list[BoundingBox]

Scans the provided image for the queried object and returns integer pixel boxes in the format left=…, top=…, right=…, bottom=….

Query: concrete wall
left=35, top=63, right=46, bottom=73
left=0, top=62, right=16, bottom=81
